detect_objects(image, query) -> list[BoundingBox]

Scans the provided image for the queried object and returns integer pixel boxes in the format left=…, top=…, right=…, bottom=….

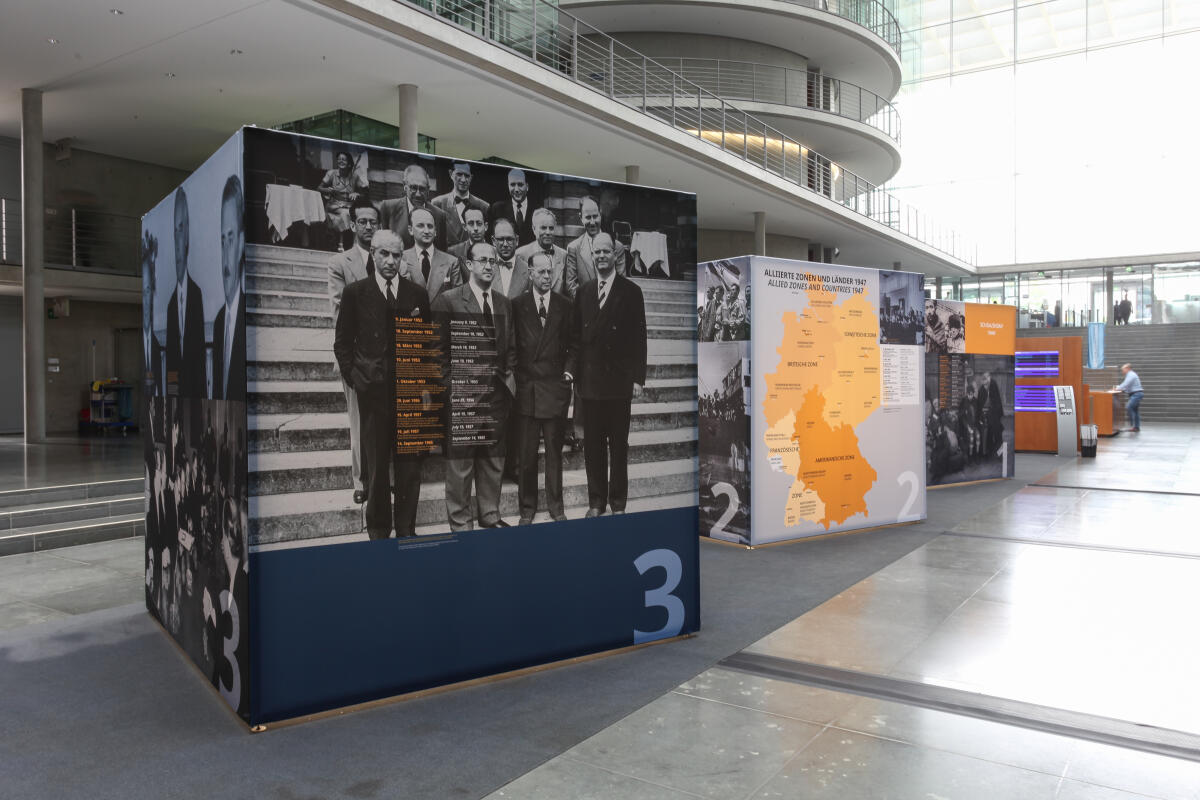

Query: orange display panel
left=1015, top=336, right=1083, bottom=453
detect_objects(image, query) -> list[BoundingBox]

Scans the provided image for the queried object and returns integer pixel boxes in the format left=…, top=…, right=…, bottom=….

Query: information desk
left=1090, top=389, right=1126, bottom=436
left=1015, top=337, right=1083, bottom=453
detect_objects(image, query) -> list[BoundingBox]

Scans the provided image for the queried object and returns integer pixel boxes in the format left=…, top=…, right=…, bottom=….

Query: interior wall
left=43, top=300, right=141, bottom=433
left=699, top=229, right=810, bottom=262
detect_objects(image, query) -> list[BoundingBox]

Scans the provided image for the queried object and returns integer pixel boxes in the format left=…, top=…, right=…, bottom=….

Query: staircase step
left=248, top=292, right=331, bottom=313
left=1, top=495, right=144, bottom=531
left=0, top=477, right=143, bottom=510
left=246, top=274, right=328, bottom=295
left=248, top=457, right=697, bottom=545
left=0, top=513, right=145, bottom=557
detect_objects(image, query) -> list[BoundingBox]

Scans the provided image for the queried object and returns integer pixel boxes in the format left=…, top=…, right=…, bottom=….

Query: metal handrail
left=650, top=57, right=900, bottom=143
left=0, top=198, right=141, bottom=275
left=401, top=0, right=974, bottom=265
left=561, top=0, right=903, bottom=56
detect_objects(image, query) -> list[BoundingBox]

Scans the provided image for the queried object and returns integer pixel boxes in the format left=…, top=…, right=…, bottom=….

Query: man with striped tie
left=574, top=233, right=647, bottom=517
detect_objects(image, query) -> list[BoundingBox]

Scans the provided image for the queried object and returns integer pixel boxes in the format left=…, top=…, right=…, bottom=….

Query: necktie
left=386, top=278, right=395, bottom=307
left=538, top=296, right=547, bottom=327
left=421, top=251, right=430, bottom=282
left=515, top=203, right=523, bottom=228
left=482, top=292, right=493, bottom=327
left=455, top=196, right=467, bottom=222
left=598, top=279, right=608, bottom=308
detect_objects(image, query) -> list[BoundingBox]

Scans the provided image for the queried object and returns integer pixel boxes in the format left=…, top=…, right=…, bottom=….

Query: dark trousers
left=582, top=397, right=632, bottom=513
left=518, top=414, right=566, bottom=519
left=360, top=387, right=423, bottom=538
left=1126, top=391, right=1143, bottom=429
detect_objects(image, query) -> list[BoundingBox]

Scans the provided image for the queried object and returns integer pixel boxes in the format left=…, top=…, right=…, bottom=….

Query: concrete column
left=892, top=261, right=902, bottom=271
left=624, top=165, right=640, bottom=184
left=753, top=212, right=766, bottom=256
left=935, top=276, right=943, bottom=299
left=21, top=89, right=45, bottom=444
left=398, top=84, right=419, bottom=151
left=1104, top=268, right=1114, bottom=324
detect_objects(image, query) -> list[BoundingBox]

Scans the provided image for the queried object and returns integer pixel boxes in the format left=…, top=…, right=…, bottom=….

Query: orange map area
left=762, top=277, right=880, bottom=528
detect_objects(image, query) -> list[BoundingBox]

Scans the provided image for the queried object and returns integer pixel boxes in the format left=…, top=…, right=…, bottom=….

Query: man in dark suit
left=400, top=207, right=461, bottom=303
left=377, top=164, right=448, bottom=251
left=982, top=371, right=1004, bottom=456
left=165, top=187, right=206, bottom=398
left=513, top=208, right=565, bottom=297
left=334, top=230, right=432, bottom=539
left=212, top=174, right=246, bottom=401
left=513, top=251, right=577, bottom=524
left=575, top=233, right=646, bottom=517
left=327, top=199, right=379, bottom=502
left=448, top=206, right=489, bottom=279
left=432, top=241, right=518, bottom=531
left=141, top=231, right=162, bottom=397
left=432, top=162, right=489, bottom=247
left=488, top=169, right=536, bottom=247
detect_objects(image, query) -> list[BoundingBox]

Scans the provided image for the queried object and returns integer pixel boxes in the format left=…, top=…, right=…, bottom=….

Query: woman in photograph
left=318, top=150, right=368, bottom=242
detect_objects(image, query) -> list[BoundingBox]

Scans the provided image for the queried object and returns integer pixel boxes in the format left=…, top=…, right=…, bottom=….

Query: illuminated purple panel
left=1016, top=350, right=1060, bottom=377
left=1015, top=385, right=1056, bottom=412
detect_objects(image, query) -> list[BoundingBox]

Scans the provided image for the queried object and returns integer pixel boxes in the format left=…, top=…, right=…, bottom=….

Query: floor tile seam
left=1034, top=483, right=1200, bottom=498
left=555, top=753, right=709, bottom=798
left=667, top=687, right=840, bottom=728
left=942, top=530, right=1200, bottom=562
left=733, top=720, right=832, bottom=800
left=1054, top=767, right=1178, bottom=800
left=1, top=596, right=72, bottom=617
left=717, top=653, right=1200, bottom=765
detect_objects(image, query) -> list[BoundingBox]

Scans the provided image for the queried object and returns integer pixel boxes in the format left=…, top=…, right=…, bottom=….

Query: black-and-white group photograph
left=698, top=342, right=750, bottom=544
left=877, top=269, right=924, bottom=346
left=240, top=128, right=698, bottom=548
left=925, top=353, right=1014, bottom=486
left=698, top=259, right=749, bottom=342
left=925, top=298, right=967, bottom=354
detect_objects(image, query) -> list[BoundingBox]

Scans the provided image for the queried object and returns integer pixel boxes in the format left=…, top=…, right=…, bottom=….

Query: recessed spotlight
left=230, top=48, right=243, bottom=55
left=165, top=72, right=176, bottom=78
left=110, top=8, right=124, bottom=15
left=47, top=37, right=60, bottom=45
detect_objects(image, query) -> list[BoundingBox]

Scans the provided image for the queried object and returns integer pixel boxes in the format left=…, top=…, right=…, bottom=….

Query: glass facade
left=924, top=261, right=1200, bottom=327
left=277, top=109, right=437, bottom=154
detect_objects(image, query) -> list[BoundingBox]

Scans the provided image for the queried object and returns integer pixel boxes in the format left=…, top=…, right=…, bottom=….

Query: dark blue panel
left=249, top=506, right=699, bottom=724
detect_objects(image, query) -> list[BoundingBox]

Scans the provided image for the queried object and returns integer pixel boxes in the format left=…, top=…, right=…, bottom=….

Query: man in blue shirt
left=1115, top=363, right=1144, bottom=432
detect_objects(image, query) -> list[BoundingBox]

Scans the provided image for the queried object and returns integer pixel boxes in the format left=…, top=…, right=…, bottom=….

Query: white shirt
left=533, top=288, right=552, bottom=324
left=513, top=199, right=526, bottom=223
left=176, top=275, right=188, bottom=342
left=497, top=259, right=515, bottom=294
left=222, top=290, right=241, bottom=394
left=468, top=280, right=492, bottom=317
left=596, top=271, right=615, bottom=308
left=375, top=270, right=397, bottom=299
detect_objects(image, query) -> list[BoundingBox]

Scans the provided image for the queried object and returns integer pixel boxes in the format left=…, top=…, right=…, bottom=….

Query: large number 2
left=897, top=470, right=921, bottom=522
left=709, top=481, right=740, bottom=539
left=633, top=549, right=685, bottom=644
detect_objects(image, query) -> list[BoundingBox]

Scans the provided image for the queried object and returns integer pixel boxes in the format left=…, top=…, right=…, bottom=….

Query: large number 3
left=218, top=589, right=241, bottom=709
left=633, top=549, right=685, bottom=645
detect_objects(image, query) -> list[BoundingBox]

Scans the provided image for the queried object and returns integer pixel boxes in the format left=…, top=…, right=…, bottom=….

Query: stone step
left=248, top=291, right=330, bottom=313
left=248, top=352, right=698, bottom=383
left=248, top=457, right=697, bottom=545
left=249, top=377, right=695, bottom=415
left=0, top=513, right=145, bottom=557
left=0, top=477, right=143, bottom=510
left=246, top=274, right=327, bottom=295
left=0, top=494, right=144, bottom=532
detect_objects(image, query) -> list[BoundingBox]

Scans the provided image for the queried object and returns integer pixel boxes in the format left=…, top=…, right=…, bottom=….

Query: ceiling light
left=110, top=8, right=124, bottom=15
left=230, top=48, right=243, bottom=55
left=165, top=72, right=176, bottom=78
left=47, top=37, right=60, bottom=45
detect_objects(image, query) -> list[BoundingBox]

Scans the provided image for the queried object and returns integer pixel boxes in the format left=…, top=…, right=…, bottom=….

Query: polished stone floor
left=0, top=538, right=143, bottom=630
left=0, top=434, right=142, bottom=491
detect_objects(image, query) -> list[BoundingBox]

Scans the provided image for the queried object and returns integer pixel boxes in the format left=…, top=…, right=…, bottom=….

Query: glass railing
left=400, top=0, right=974, bottom=265
left=651, top=58, right=899, bottom=144
left=0, top=198, right=141, bottom=275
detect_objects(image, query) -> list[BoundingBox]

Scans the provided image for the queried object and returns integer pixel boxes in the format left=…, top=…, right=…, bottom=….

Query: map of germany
left=762, top=277, right=880, bottom=529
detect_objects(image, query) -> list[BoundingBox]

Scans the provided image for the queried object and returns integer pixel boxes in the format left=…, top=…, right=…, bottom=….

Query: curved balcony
left=561, top=0, right=903, bottom=97
left=398, top=0, right=974, bottom=265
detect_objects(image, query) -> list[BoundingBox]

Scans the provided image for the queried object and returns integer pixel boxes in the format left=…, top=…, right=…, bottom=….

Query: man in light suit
left=432, top=162, right=489, bottom=247
left=575, top=233, right=647, bottom=517
left=327, top=199, right=379, bottom=503
left=141, top=231, right=162, bottom=397
left=400, top=206, right=461, bottom=303
left=512, top=252, right=577, bottom=524
left=513, top=208, right=565, bottom=297
left=211, top=174, right=246, bottom=402
left=166, top=187, right=206, bottom=398
left=334, top=230, right=432, bottom=539
left=377, top=164, right=448, bottom=251
left=565, top=197, right=627, bottom=299
left=487, top=169, right=537, bottom=247
left=432, top=241, right=518, bottom=531
left=449, top=206, right=489, bottom=279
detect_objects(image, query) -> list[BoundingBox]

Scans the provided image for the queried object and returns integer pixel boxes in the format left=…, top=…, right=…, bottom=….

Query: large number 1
left=633, top=549, right=685, bottom=644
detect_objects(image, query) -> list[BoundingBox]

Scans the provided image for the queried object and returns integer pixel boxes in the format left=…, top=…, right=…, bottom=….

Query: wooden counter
left=1090, top=389, right=1125, bottom=436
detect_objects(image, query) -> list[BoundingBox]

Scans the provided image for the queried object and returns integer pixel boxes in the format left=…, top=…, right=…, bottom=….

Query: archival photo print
left=241, top=128, right=697, bottom=550
left=698, top=341, right=750, bottom=545
left=925, top=353, right=1015, bottom=486
left=877, top=269, right=924, bottom=346
left=925, top=298, right=967, bottom=354
left=698, top=258, right=749, bottom=342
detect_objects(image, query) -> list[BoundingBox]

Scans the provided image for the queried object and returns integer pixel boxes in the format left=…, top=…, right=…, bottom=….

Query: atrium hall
left=2, top=1, right=1199, bottom=797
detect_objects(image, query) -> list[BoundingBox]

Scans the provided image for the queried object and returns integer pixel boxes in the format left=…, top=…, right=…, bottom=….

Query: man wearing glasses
left=432, top=242, right=518, bottom=530
left=327, top=198, right=379, bottom=504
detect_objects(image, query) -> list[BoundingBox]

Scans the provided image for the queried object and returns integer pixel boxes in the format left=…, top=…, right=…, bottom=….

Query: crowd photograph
left=924, top=353, right=1014, bottom=485
left=698, top=259, right=749, bottom=342
left=925, top=298, right=967, bottom=354
left=877, top=269, right=924, bottom=346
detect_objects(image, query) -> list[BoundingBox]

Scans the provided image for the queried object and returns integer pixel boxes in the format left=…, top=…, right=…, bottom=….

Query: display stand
left=698, top=256, right=927, bottom=547
left=1015, top=337, right=1083, bottom=452
left=142, top=128, right=701, bottom=726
